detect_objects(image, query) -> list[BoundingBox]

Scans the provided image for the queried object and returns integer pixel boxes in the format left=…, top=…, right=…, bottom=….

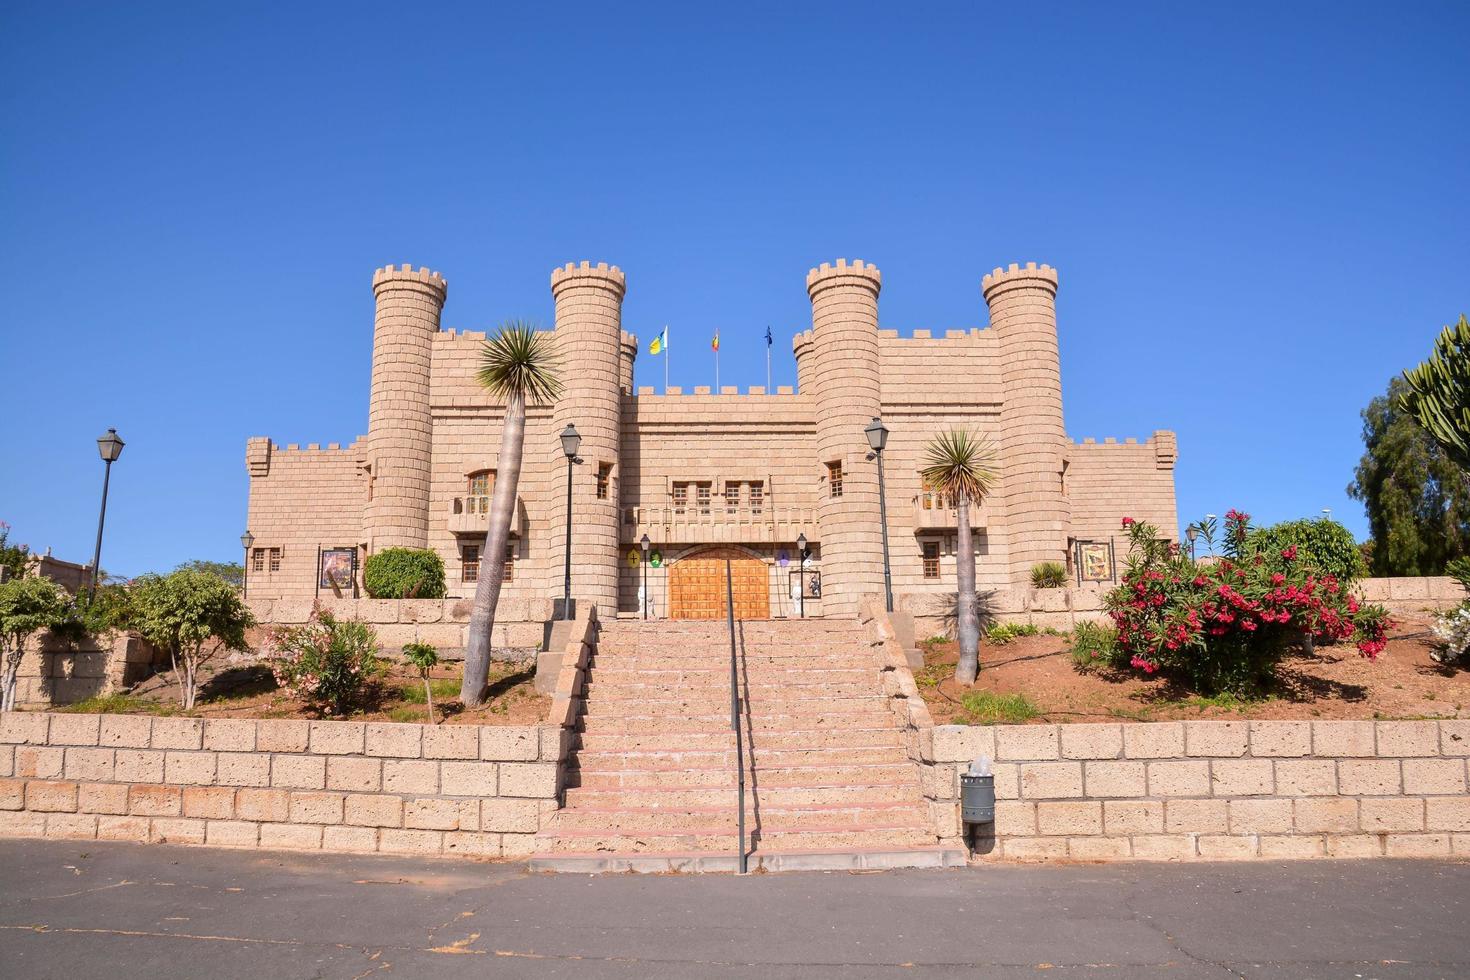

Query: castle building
left=244, top=258, right=1178, bottom=621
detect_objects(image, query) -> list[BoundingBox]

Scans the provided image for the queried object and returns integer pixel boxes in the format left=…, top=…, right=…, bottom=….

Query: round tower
left=806, top=258, right=886, bottom=616
left=364, top=263, right=447, bottom=551
left=548, top=261, right=626, bottom=616
left=982, top=262, right=1070, bottom=583
left=793, top=330, right=816, bottom=393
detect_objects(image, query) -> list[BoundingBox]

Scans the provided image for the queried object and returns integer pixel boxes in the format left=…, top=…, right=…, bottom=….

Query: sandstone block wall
left=245, top=596, right=549, bottom=656
left=13, top=631, right=162, bottom=708
left=0, top=713, right=564, bottom=858
left=923, top=719, right=1470, bottom=861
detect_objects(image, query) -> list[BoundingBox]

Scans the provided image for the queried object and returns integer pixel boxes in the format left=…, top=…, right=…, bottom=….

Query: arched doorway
left=668, top=547, right=770, bottom=620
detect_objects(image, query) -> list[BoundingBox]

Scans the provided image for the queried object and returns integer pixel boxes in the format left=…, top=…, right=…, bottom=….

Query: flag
left=648, top=328, right=667, bottom=356
left=765, top=325, right=773, bottom=347
left=711, top=330, right=720, bottom=352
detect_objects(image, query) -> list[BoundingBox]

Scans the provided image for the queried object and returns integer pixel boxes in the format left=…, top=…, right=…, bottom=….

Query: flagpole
left=665, top=326, right=670, bottom=392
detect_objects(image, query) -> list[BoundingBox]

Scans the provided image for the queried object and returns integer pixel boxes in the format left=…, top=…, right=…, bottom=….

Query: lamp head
left=559, top=424, right=582, bottom=459
left=640, top=533, right=650, bottom=553
left=864, top=417, right=888, bottom=453
left=797, top=532, right=808, bottom=553
left=240, top=530, right=255, bottom=551
left=97, top=428, right=125, bottom=463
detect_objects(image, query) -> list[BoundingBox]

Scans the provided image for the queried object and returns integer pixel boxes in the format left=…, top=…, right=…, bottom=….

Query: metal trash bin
left=960, top=772, right=995, bottom=824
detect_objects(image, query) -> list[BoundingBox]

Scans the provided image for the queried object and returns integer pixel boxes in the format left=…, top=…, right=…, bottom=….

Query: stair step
left=553, top=801, right=926, bottom=832
left=569, top=761, right=919, bottom=789
left=572, top=745, right=910, bottom=770
left=539, top=825, right=935, bottom=853
left=563, top=781, right=922, bottom=808
left=575, top=728, right=903, bottom=752
left=528, top=846, right=966, bottom=874
left=581, top=712, right=898, bottom=734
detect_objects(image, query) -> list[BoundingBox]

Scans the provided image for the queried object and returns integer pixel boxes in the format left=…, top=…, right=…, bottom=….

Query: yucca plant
left=1399, top=314, right=1469, bottom=471
left=461, top=321, right=562, bottom=707
left=920, top=429, right=997, bottom=684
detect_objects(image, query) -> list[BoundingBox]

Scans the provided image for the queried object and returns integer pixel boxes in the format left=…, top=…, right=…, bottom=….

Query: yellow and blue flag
left=648, top=327, right=668, bottom=355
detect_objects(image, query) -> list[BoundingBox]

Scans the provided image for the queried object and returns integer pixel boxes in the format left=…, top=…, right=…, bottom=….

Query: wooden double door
left=668, top=548, right=771, bottom=620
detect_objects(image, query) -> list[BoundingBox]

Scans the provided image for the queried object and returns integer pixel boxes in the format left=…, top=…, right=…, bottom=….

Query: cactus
left=1399, top=314, right=1470, bottom=471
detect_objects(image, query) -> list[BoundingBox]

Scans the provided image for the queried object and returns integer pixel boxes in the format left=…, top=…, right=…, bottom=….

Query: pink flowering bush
left=1105, top=511, right=1392, bottom=696
left=265, top=610, right=384, bottom=717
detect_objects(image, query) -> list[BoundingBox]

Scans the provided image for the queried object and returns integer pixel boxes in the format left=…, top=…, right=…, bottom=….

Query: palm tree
left=920, top=429, right=998, bottom=684
left=461, top=321, right=562, bottom=707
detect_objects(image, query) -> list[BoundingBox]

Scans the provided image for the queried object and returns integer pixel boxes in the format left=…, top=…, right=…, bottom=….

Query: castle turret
left=549, top=261, right=626, bottom=616
left=806, top=259, right=886, bottom=615
left=364, top=264, right=447, bottom=551
left=983, top=262, right=1070, bottom=583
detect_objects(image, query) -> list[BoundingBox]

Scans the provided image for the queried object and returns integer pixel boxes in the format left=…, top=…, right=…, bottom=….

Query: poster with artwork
left=319, top=548, right=356, bottom=592
left=1078, top=541, right=1113, bottom=583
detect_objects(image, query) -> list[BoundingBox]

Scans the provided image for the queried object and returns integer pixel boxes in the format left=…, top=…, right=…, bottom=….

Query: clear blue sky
left=1, top=1, right=1466, bottom=578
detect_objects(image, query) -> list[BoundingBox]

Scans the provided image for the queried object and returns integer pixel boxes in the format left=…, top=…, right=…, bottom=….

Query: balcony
left=911, top=491, right=989, bottom=530
left=448, top=495, right=528, bottom=537
left=623, top=505, right=817, bottom=545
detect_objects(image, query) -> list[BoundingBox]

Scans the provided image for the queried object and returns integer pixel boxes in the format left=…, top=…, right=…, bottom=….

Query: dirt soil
left=55, top=659, right=549, bottom=726
left=916, top=608, right=1469, bottom=725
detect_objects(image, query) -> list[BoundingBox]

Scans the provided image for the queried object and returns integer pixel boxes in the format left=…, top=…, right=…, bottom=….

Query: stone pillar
left=983, top=262, right=1070, bottom=583
left=548, top=262, right=626, bottom=617
left=364, top=264, right=446, bottom=551
left=807, top=259, right=886, bottom=616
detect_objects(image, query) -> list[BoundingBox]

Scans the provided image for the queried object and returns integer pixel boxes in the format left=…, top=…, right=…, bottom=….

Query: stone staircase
left=531, top=618, right=963, bottom=872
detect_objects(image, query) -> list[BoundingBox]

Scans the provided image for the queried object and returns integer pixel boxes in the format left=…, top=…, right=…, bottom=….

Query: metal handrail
left=725, top=558, right=747, bottom=873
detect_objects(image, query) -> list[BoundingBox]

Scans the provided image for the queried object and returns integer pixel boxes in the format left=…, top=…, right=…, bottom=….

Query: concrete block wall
left=13, top=631, right=162, bottom=708
left=0, top=713, right=565, bottom=859
left=245, top=596, right=549, bottom=656
left=922, top=719, right=1470, bottom=861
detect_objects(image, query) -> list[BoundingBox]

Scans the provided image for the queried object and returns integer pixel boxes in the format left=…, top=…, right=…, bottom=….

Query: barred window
left=502, top=543, right=515, bottom=582
left=251, top=548, right=265, bottom=573
left=922, top=541, right=941, bottom=579
left=696, top=483, right=712, bottom=515
left=749, top=481, right=764, bottom=515
left=268, top=548, right=282, bottom=573
left=596, top=464, right=612, bottom=500
left=672, top=483, right=688, bottom=515
left=462, top=544, right=480, bottom=584
left=724, top=482, right=740, bottom=514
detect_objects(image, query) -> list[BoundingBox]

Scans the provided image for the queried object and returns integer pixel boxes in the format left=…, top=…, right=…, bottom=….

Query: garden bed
left=916, top=607, right=1469, bottom=726
left=42, top=659, right=547, bottom=726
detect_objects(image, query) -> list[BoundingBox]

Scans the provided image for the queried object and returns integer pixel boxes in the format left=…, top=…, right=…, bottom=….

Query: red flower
left=1121, top=517, right=1136, bottom=527
left=1281, top=545, right=1298, bottom=560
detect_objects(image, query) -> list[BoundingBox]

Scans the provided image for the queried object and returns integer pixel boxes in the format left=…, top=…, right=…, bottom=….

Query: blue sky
left=1, top=1, right=1466, bottom=577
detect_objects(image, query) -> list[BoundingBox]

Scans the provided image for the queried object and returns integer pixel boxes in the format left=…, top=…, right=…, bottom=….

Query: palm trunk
left=462, top=391, right=526, bottom=707
left=955, top=494, right=980, bottom=684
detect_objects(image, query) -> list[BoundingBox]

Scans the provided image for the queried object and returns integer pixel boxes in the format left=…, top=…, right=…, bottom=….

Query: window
left=502, top=543, right=515, bottom=583
left=724, top=482, right=740, bottom=514
left=466, top=471, right=494, bottom=513
left=462, top=544, right=480, bottom=584
left=251, top=548, right=265, bottom=573
left=672, top=483, right=688, bottom=515
left=827, top=461, right=843, bottom=498
left=922, top=541, right=941, bottom=580
left=749, top=481, right=764, bottom=515
left=268, top=548, right=282, bottom=573
left=920, top=477, right=951, bottom=511
left=695, top=482, right=712, bottom=515
left=596, top=464, right=612, bottom=500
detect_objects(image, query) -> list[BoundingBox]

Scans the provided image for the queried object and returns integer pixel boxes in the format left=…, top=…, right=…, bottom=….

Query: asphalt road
left=0, top=840, right=1466, bottom=979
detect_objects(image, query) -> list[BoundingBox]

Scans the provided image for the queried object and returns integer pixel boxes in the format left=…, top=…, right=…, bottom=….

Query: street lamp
left=240, top=531, right=255, bottom=599
left=640, top=533, right=651, bottom=620
left=89, top=428, right=125, bottom=599
left=864, top=417, right=894, bottom=613
left=796, top=532, right=808, bottom=619
left=558, top=424, right=583, bottom=620
left=1185, top=524, right=1198, bottom=561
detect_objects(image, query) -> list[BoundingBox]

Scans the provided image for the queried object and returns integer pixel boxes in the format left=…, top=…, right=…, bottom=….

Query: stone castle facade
left=244, top=258, right=1178, bottom=620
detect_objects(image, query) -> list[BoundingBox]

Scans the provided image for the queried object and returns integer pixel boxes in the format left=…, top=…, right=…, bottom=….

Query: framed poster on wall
left=318, top=548, right=358, bottom=597
left=1076, top=540, right=1115, bottom=584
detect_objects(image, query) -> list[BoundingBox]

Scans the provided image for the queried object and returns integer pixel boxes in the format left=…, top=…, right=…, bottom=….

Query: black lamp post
left=796, top=532, right=808, bottom=619
left=559, top=424, right=583, bottom=620
left=89, top=428, right=125, bottom=599
left=640, top=533, right=651, bottom=620
left=240, top=530, right=255, bottom=599
left=864, top=417, right=894, bottom=613
left=1185, top=524, right=1198, bottom=561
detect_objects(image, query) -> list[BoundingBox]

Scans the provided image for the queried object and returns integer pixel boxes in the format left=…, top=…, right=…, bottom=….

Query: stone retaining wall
left=0, top=713, right=566, bottom=858
left=924, top=719, right=1470, bottom=861
left=905, top=576, right=1466, bottom=637
left=244, top=596, right=549, bottom=656
left=15, top=631, right=162, bottom=708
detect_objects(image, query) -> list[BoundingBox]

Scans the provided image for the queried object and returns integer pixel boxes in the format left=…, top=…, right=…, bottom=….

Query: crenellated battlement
left=633, top=385, right=799, bottom=397
left=877, top=327, right=993, bottom=342
left=550, top=260, right=626, bottom=299
left=1070, top=430, right=1179, bottom=471
left=805, top=258, right=881, bottom=298
left=981, top=261, right=1058, bottom=302
left=371, top=263, right=448, bottom=300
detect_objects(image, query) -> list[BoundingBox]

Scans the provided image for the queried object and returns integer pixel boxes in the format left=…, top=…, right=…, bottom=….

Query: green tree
left=0, top=521, right=30, bottom=583
left=0, top=576, right=70, bottom=711
left=131, top=568, right=254, bottom=709
left=1348, top=376, right=1470, bottom=575
left=403, top=641, right=440, bottom=724
left=462, top=321, right=562, bottom=707
left=920, top=429, right=998, bottom=685
left=174, top=559, right=243, bottom=588
left=1399, top=314, right=1470, bottom=470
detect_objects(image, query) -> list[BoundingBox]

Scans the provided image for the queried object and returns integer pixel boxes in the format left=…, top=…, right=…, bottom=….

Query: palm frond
left=477, top=320, right=563, bottom=405
left=920, top=429, right=998, bottom=503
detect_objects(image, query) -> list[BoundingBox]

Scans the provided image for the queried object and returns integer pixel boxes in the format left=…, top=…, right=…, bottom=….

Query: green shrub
left=1030, top=562, right=1068, bottom=589
left=1069, top=620, right=1123, bottom=673
left=266, top=611, right=383, bottom=717
left=363, top=548, right=445, bottom=599
left=959, top=690, right=1041, bottom=725
left=985, top=622, right=1040, bottom=645
left=1247, top=518, right=1366, bottom=582
left=1446, top=557, right=1470, bottom=591
left=402, top=641, right=442, bottom=723
left=0, top=575, right=72, bottom=711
